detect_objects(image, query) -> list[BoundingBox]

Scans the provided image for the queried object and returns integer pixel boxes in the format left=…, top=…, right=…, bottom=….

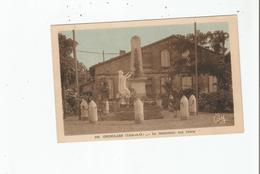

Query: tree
left=168, top=31, right=232, bottom=112
left=170, top=30, right=230, bottom=87
left=206, top=31, right=229, bottom=55
left=98, top=77, right=109, bottom=100
left=58, top=33, right=88, bottom=89
left=58, top=33, right=89, bottom=116
left=59, top=33, right=78, bottom=89
left=78, top=62, right=89, bottom=85
left=185, top=30, right=229, bottom=54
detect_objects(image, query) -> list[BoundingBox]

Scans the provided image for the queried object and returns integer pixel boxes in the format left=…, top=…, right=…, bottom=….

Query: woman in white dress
left=80, top=98, right=89, bottom=120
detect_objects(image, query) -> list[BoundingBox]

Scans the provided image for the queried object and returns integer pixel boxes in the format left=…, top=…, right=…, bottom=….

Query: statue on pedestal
left=118, top=70, right=132, bottom=105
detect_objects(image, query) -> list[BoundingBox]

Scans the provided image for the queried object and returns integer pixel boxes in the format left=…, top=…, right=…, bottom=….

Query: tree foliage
left=164, top=30, right=233, bottom=112
left=58, top=33, right=88, bottom=90
left=59, top=33, right=77, bottom=89
left=58, top=33, right=89, bottom=116
left=185, top=30, right=229, bottom=54
left=170, top=30, right=230, bottom=90
left=98, top=77, right=109, bottom=100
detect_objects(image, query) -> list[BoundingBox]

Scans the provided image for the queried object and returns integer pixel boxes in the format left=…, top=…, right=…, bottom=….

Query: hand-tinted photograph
left=51, top=15, right=243, bottom=142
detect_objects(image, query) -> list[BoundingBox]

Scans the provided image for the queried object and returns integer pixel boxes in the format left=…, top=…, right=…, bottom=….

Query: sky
left=61, top=22, right=229, bottom=69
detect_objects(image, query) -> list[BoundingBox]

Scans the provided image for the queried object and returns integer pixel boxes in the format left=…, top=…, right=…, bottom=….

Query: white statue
left=134, top=98, right=144, bottom=123
left=180, top=95, right=189, bottom=119
left=118, top=70, right=132, bottom=98
left=104, top=100, right=109, bottom=114
left=189, top=94, right=197, bottom=115
left=88, top=100, right=98, bottom=123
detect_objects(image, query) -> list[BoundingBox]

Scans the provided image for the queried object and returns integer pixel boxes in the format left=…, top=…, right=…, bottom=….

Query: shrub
left=64, top=94, right=80, bottom=115
left=198, top=90, right=233, bottom=113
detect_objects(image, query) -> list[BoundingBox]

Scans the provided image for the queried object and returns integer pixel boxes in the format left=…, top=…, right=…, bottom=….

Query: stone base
left=190, top=112, right=196, bottom=116
left=180, top=116, right=189, bottom=120
left=129, top=77, right=147, bottom=97
left=135, top=120, right=144, bottom=124
left=103, top=104, right=163, bottom=121
left=81, top=117, right=88, bottom=121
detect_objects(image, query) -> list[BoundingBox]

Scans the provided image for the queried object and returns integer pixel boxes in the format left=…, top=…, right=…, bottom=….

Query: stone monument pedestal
left=129, top=77, right=147, bottom=98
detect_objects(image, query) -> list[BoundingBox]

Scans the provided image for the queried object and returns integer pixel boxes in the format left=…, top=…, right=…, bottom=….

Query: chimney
left=119, top=50, right=126, bottom=55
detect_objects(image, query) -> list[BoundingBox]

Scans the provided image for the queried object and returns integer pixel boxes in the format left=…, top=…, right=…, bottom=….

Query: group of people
left=80, top=97, right=90, bottom=120
left=79, top=97, right=99, bottom=123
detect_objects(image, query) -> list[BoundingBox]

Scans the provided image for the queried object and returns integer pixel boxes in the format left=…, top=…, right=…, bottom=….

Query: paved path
left=64, top=112, right=234, bottom=136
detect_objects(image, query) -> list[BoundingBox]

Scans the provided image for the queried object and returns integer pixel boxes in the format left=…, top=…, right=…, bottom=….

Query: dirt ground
left=63, top=111, right=234, bottom=136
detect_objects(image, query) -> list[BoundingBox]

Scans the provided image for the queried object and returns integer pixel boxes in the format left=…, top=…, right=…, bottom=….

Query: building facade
left=85, top=35, right=221, bottom=100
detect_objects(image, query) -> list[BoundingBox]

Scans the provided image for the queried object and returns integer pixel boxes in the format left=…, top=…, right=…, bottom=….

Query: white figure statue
left=118, top=70, right=132, bottom=98
left=189, top=94, right=197, bottom=115
left=180, top=95, right=189, bottom=119
left=104, top=100, right=109, bottom=114
left=88, top=100, right=98, bottom=123
left=80, top=99, right=89, bottom=120
left=134, top=98, right=144, bottom=123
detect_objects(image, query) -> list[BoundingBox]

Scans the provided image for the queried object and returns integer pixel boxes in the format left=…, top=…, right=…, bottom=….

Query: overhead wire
left=77, top=49, right=119, bottom=55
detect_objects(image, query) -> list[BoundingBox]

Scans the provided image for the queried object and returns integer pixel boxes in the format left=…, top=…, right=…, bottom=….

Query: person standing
left=80, top=98, right=89, bottom=120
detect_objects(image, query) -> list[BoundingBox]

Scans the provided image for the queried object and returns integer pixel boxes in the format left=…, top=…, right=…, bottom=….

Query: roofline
left=90, top=34, right=179, bottom=69
left=90, top=52, right=131, bottom=69
left=90, top=34, right=222, bottom=69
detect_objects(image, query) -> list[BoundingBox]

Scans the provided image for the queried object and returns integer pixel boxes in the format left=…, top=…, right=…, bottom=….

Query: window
left=199, top=74, right=209, bottom=94
left=160, top=77, right=170, bottom=94
left=209, top=76, right=217, bottom=92
left=161, top=49, right=170, bottom=67
left=181, top=76, right=192, bottom=90
left=143, top=52, right=152, bottom=68
left=172, top=75, right=181, bottom=90
left=145, top=78, right=153, bottom=98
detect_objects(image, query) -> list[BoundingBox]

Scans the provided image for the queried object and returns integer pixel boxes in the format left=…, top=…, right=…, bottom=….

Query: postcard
left=51, top=15, right=243, bottom=142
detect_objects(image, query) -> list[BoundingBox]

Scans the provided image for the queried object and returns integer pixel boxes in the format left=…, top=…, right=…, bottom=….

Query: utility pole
left=102, top=50, right=105, bottom=62
left=72, top=30, right=81, bottom=120
left=194, top=22, right=199, bottom=116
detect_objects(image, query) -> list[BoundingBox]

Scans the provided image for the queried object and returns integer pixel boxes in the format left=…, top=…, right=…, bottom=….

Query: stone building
left=84, top=35, right=222, bottom=100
